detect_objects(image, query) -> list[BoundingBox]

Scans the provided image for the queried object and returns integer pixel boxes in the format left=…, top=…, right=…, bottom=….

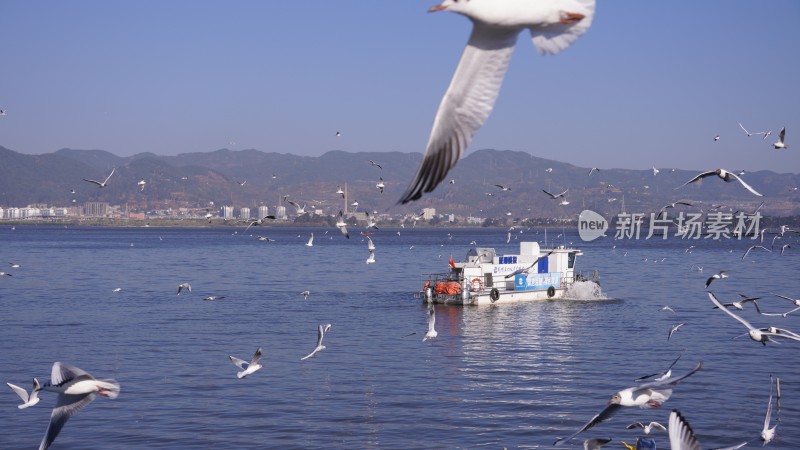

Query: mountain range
left=1, top=145, right=798, bottom=218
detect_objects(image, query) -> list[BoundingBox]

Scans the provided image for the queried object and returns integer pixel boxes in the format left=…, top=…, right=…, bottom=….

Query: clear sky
left=0, top=1, right=798, bottom=173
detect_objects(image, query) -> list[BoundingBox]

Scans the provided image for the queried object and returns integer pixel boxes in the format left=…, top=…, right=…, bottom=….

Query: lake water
left=0, top=224, right=798, bottom=449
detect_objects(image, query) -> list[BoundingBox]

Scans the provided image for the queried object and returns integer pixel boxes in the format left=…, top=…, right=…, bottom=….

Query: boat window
left=568, top=252, right=576, bottom=269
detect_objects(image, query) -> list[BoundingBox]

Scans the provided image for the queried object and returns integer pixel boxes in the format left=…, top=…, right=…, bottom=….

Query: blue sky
left=0, top=1, right=798, bottom=173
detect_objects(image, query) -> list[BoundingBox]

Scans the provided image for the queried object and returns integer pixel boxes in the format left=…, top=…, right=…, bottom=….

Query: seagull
left=255, top=236, right=275, bottom=242
left=675, top=169, right=762, bottom=197
left=367, top=236, right=376, bottom=252
left=177, top=283, right=192, bottom=295
left=588, top=167, right=600, bottom=176
left=652, top=166, right=659, bottom=176
left=626, top=421, right=666, bottom=435
left=714, top=135, right=720, bottom=141
left=712, top=294, right=760, bottom=311
left=39, top=362, right=120, bottom=450
left=708, top=291, right=777, bottom=345
left=137, top=178, right=146, bottom=191
left=335, top=131, right=341, bottom=137
left=203, top=296, right=225, bottom=301
left=423, top=306, right=438, bottom=341
left=286, top=200, right=307, bottom=215
left=376, top=177, right=385, bottom=194
left=773, top=127, right=787, bottom=149
left=742, top=245, right=772, bottom=260
left=301, top=324, right=332, bottom=360
left=9, top=262, right=20, bottom=268
left=495, top=184, right=511, bottom=191
left=6, top=378, right=42, bottom=409
left=656, top=200, right=692, bottom=219
left=545, top=167, right=553, bottom=173
left=780, top=244, right=791, bottom=256
left=634, top=350, right=685, bottom=382
left=366, top=248, right=376, bottom=264
left=761, top=375, right=778, bottom=445
left=397, top=0, right=595, bottom=204
left=667, top=410, right=701, bottom=450
left=336, top=211, right=350, bottom=239
left=369, top=160, right=383, bottom=170
left=237, top=180, right=247, bottom=187
left=543, top=188, right=569, bottom=201
left=229, top=347, right=263, bottom=379
left=658, top=306, right=675, bottom=313
left=365, top=212, right=379, bottom=229
left=112, top=288, right=122, bottom=293
left=705, top=270, right=728, bottom=288
left=335, top=185, right=345, bottom=198
left=668, top=323, right=685, bottom=341
left=554, top=362, right=702, bottom=445
left=243, top=215, right=276, bottom=233
left=738, top=122, right=766, bottom=137
left=82, top=167, right=116, bottom=188
left=773, top=293, right=800, bottom=308
left=301, top=290, right=310, bottom=300
left=302, top=233, right=313, bottom=247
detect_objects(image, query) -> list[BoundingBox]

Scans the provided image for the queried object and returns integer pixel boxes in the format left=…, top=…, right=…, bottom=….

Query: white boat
left=419, top=241, right=592, bottom=305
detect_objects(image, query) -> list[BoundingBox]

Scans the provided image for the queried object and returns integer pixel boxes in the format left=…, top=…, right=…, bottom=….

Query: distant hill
left=1, top=145, right=798, bottom=217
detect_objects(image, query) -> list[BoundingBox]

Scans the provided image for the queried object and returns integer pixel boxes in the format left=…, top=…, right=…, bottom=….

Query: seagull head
left=608, top=393, right=622, bottom=405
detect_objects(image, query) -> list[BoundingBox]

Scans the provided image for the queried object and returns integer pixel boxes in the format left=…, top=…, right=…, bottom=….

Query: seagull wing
left=554, top=403, right=623, bottom=446
left=726, top=172, right=763, bottom=196
left=250, top=347, right=263, bottom=365
left=39, top=392, right=96, bottom=450
left=708, top=292, right=755, bottom=331
left=542, top=189, right=557, bottom=199
left=637, top=361, right=702, bottom=390
left=675, top=171, right=716, bottom=190
left=398, top=25, right=520, bottom=203
left=739, top=122, right=751, bottom=136
left=6, top=382, right=30, bottom=403
left=82, top=178, right=103, bottom=186
left=229, top=356, right=248, bottom=370
left=668, top=410, right=701, bottom=450
left=102, top=167, right=116, bottom=184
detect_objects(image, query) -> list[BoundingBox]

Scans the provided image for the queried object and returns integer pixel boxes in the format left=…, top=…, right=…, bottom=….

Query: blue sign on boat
left=514, top=273, right=561, bottom=291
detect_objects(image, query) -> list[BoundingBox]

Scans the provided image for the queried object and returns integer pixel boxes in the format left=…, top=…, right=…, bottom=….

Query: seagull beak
left=428, top=4, right=447, bottom=12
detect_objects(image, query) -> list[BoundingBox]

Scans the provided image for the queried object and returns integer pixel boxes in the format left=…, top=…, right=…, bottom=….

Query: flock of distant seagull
left=2, top=0, right=796, bottom=448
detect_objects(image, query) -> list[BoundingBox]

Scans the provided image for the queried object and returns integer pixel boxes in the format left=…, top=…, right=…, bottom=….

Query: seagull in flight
left=626, top=421, right=666, bottom=435
left=705, top=270, right=728, bottom=288
left=301, top=324, right=332, bottom=360
left=554, top=362, right=702, bottom=445
left=369, top=160, right=383, bottom=170
left=286, top=200, right=307, bottom=215
left=6, top=378, right=42, bottom=409
left=423, top=306, right=438, bottom=341
left=336, top=211, right=350, bottom=239
left=588, top=167, right=600, bottom=176
left=305, top=233, right=314, bottom=247
left=335, top=185, right=345, bottom=198
left=177, top=283, right=192, bottom=295
left=82, top=167, right=116, bottom=188
left=761, top=375, right=779, bottom=445
left=742, top=245, right=772, bottom=260
left=397, top=0, right=595, bottom=204
left=656, top=200, right=692, bottom=219
left=712, top=294, right=760, bottom=311
left=243, top=215, right=276, bottom=233
left=301, top=290, right=310, bottom=300
left=543, top=188, right=569, bottom=202
left=773, top=127, right=787, bottom=149
left=634, top=350, right=685, bottom=382
left=203, top=296, right=225, bottom=301
left=229, top=347, right=263, bottom=379
left=738, top=122, right=766, bottom=137
left=376, top=177, right=385, bottom=194
left=39, top=362, right=120, bottom=450
left=675, top=169, right=762, bottom=197
left=495, top=184, right=512, bottom=191
left=668, top=323, right=685, bottom=341
left=137, top=178, right=146, bottom=191
left=707, top=292, right=785, bottom=345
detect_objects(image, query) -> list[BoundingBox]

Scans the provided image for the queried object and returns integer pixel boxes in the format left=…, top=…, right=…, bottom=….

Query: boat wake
left=561, top=281, right=607, bottom=301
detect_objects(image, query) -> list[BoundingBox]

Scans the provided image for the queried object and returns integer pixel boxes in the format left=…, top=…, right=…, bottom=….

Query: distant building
left=422, top=208, right=436, bottom=220
left=239, top=207, right=251, bottom=220
left=275, top=205, right=287, bottom=220
left=256, top=206, right=269, bottom=219
left=84, top=202, right=109, bottom=217
left=220, top=206, right=234, bottom=219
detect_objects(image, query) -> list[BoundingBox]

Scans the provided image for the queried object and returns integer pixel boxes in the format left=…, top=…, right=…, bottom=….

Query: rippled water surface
left=1, top=225, right=798, bottom=449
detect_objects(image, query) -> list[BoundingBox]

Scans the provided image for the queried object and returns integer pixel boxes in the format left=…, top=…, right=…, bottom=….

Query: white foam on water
left=562, top=280, right=607, bottom=300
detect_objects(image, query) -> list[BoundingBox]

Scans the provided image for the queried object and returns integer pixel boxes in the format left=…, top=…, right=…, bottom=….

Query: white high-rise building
left=221, top=206, right=234, bottom=219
